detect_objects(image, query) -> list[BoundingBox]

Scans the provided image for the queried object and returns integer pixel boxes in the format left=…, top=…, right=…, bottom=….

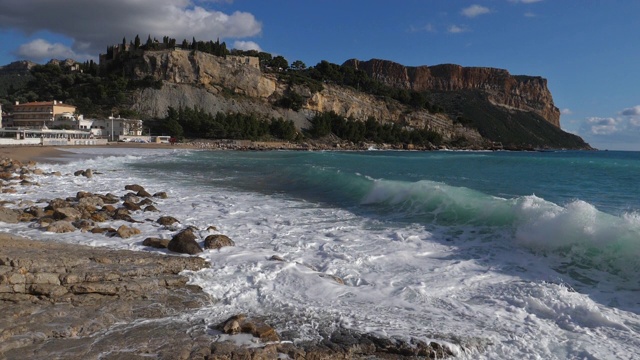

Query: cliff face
left=135, top=49, right=276, bottom=99
left=126, top=50, right=587, bottom=149
left=343, top=59, right=560, bottom=127
left=132, top=50, right=480, bottom=143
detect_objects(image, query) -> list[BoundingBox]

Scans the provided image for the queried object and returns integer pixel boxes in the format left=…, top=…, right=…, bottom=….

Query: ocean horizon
left=3, top=147, right=639, bottom=359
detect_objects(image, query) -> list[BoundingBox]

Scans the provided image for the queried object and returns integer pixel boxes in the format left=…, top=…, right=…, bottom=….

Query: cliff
left=0, top=48, right=588, bottom=149
left=130, top=50, right=482, bottom=144
left=343, top=59, right=561, bottom=128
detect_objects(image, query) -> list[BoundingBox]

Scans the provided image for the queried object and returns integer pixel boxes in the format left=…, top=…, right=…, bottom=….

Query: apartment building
left=9, top=100, right=77, bottom=127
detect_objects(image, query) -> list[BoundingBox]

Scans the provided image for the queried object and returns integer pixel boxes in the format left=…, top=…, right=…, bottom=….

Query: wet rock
left=99, top=193, right=120, bottom=204
left=137, top=189, right=152, bottom=198
left=142, top=237, right=170, bottom=249
left=90, top=212, right=110, bottom=222
left=125, top=184, right=146, bottom=193
left=319, top=273, right=345, bottom=285
left=123, top=200, right=141, bottom=211
left=223, top=320, right=241, bottom=335
left=77, top=196, right=104, bottom=209
left=0, top=235, right=211, bottom=359
left=116, top=225, right=141, bottom=239
left=143, top=205, right=159, bottom=212
left=0, top=206, right=21, bottom=223
left=157, top=216, right=180, bottom=226
left=46, top=220, right=76, bottom=233
left=153, top=191, right=168, bottom=199
left=90, top=227, right=116, bottom=234
left=45, top=198, right=71, bottom=211
left=218, top=314, right=280, bottom=342
left=204, top=234, right=235, bottom=250
left=137, top=198, right=154, bottom=206
left=168, top=229, right=202, bottom=255
left=73, top=219, right=95, bottom=231
left=53, top=207, right=82, bottom=221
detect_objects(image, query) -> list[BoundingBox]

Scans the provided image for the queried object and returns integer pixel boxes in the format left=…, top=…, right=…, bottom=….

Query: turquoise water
left=142, top=150, right=640, bottom=215
left=132, top=150, right=640, bottom=281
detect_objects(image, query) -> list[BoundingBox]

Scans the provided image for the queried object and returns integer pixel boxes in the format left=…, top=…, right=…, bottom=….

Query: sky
left=0, top=0, right=639, bottom=150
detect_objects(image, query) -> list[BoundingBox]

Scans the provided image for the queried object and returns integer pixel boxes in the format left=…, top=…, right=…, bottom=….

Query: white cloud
left=586, top=117, right=620, bottom=135
left=232, top=40, right=261, bottom=51
left=524, top=12, right=537, bottom=17
left=560, top=108, right=572, bottom=115
left=16, top=39, right=94, bottom=62
left=509, top=0, right=543, bottom=3
left=409, top=24, right=436, bottom=33
left=448, top=25, right=469, bottom=34
left=0, top=0, right=262, bottom=60
left=461, top=5, right=491, bottom=18
left=620, top=105, right=640, bottom=116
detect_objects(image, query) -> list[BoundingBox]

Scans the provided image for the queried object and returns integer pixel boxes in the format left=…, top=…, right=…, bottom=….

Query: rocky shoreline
left=0, top=156, right=471, bottom=359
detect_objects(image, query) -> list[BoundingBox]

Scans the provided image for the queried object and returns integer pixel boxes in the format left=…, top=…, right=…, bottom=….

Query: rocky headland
left=120, top=49, right=588, bottom=150
left=0, top=155, right=473, bottom=359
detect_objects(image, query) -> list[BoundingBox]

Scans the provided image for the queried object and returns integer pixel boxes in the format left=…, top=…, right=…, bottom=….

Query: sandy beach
left=0, top=142, right=189, bottom=163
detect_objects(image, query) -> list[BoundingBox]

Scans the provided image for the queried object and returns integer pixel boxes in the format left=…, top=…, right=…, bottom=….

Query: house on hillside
left=7, top=100, right=77, bottom=128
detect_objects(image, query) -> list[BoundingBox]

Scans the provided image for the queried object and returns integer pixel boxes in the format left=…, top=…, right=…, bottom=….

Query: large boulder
left=46, top=220, right=76, bottom=233
left=45, top=198, right=71, bottom=211
left=204, top=234, right=235, bottom=250
left=153, top=191, right=168, bottom=199
left=125, top=184, right=146, bottom=193
left=116, top=225, right=141, bottom=239
left=142, top=237, right=170, bottom=249
left=78, top=196, right=105, bottom=209
left=157, top=216, right=180, bottom=226
left=53, top=207, right=82, bottom=221
left=0, top=206, right=21, bottom=223
left=168, top=229, right=202, bottom=255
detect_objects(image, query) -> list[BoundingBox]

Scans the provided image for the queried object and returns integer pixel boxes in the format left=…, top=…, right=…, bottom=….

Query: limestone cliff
left=131, top=50, right=480, bottom=143
left=343, top=59, right=561, bottom=127
left=126, top=50, right=587, bottom=149
left=134, top=49, right=276, bottom=99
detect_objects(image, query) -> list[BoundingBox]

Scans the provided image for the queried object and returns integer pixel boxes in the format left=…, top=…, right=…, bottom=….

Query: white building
left=53, top=115, right=144, bottom=141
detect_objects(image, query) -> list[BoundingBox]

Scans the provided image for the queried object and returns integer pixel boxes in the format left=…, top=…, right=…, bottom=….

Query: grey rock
left=168, top=229, right=202, bottom=255
left=46, top=220, right=76, bottom=233
left=204, top=234, right=235, bottom=250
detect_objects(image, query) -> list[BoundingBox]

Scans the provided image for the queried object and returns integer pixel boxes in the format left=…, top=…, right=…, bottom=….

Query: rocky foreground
left=0, top=157, right=468, bottom=359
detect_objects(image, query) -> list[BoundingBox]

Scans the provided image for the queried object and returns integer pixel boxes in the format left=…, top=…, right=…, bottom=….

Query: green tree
left=270, top=56, right=289, bottom=70
left=291, top=60, right=306, bottom=70
left=134, top=34, right=141, bottom=49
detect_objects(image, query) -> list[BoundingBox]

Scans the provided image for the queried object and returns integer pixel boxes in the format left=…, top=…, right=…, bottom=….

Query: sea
left=2, top=147, right=640, bottom=359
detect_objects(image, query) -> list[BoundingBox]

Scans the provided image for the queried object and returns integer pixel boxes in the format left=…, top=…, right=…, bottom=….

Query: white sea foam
left=2, top=147, right=639, bottom=359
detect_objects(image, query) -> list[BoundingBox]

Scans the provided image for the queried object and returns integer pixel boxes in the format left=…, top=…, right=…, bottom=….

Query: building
left=9, top=100, right=77, bottom=127
left=51, top=115, right=144, bottom=141
left=0, top=100, right=144, bottom=143
left=227, top=55, right=260, bottom=70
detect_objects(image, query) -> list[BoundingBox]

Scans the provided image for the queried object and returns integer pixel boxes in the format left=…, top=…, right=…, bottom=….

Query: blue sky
left=0, top=1, right=638, bottom=150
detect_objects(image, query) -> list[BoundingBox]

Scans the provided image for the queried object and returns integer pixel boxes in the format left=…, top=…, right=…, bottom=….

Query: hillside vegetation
left=0, top=35, right=591, bottom=150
